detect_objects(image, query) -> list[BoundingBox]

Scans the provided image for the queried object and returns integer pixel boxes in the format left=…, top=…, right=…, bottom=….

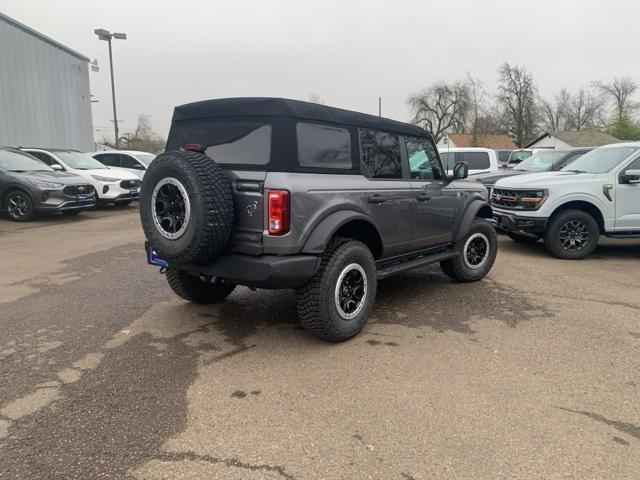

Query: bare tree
left=595, top=77, right=638, bottom=123
left=119, top=115, right=165, bottom=153
left=540, top=89, right=572, bottom=131
left=496, top=63, right=539, bottom=146
left=570, top=87, right=604, bottom=130
left=407, top=80, right=471, bottom=142
left=466, top=73, right=486, bottom=145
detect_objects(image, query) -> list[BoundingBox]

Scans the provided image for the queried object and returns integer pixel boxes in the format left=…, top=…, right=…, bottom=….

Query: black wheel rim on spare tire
left=7, top=193, right=30, bottom=219
left=334, top=263, right=368, bottom=320
left=463, top=233, right=490, bottom=270
left=151, top=177, right=191, bottom=240
left=558, top=220, right=589, bottom=251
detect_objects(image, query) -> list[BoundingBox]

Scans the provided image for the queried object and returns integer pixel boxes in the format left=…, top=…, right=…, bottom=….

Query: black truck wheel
left=296, top=239, right=376, bottom=342
left=543, top=209, right=599, bottom=259
left=166, top=268, right=236, bottom=304
left=441, top=219, right=497, bottom=282
left=139, top=150, right=234, bottom=265
left=5, top=190, right=36, bottom=222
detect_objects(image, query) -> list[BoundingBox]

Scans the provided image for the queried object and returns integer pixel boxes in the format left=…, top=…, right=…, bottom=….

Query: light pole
left=94, top=29, right=126, bottom=148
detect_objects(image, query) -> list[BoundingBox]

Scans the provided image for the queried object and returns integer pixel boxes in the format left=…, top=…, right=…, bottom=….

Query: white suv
left=491, top=143, right=640, bottom=259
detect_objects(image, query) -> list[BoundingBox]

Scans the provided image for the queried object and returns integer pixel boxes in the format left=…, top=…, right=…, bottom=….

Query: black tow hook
left=159, top=266, right=168, bottom=275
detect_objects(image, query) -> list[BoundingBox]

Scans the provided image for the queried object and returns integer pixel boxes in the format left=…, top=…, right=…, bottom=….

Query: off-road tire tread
left=166, top=267, right=235, bottom=304
left=440, top=219, right=497, bottom=283
left=296, top=239, right=376, bottom=342
left=140, top=150, right=234, bottom=265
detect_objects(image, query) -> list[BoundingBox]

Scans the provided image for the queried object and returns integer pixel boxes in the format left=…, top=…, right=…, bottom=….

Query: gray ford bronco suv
left=139, top=98, right=497, bottom=342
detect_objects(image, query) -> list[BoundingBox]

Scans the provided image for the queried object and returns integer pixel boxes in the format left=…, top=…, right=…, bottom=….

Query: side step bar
left=376, top=249, right=458, bottom=280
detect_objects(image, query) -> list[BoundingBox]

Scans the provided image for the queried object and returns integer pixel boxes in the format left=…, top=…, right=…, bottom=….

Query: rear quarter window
left=297, top=123, right=351, bottom=169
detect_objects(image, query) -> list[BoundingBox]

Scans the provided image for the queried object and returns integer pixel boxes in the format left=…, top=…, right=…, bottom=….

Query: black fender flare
left=453, top=200, right=493, bottom=242
left=301, top=210, right=382, bottom=255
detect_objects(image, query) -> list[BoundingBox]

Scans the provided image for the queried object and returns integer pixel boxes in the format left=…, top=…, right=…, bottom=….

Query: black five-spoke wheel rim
left=152, top=178, right=191, bottom=240
left=7, top=193, right=30, bottom=219
left=463, top=233, right=490, bottom=269
left=334, top=264, right=367, bottom=320
left=559, top=220, right=589, bottom=250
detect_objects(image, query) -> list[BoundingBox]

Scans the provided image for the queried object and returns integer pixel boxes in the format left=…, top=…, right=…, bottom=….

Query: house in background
left=525, top=131, right=621, bottom=149
left=436, top=133, right=516, bottom=150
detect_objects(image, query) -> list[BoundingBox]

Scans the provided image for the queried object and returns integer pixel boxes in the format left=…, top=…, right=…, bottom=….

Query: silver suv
left=139, top=98, right=497, bottom=342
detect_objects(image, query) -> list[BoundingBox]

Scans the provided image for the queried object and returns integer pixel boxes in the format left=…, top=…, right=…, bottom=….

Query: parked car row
left=0, top=147, right=156, bottom=221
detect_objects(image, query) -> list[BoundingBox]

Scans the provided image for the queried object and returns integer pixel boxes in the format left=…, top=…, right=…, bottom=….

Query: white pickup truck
left=491, top=142, right=640, bottom=259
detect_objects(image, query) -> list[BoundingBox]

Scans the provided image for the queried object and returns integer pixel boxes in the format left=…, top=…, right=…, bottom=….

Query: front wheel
left=296, top=239, right=376, bottom=342
left=166, top=268, right=236, bottom=304
left=441, top=219, right=498, bottom=282
left=5, top=191, right=36, bottom=221
left=543, top=210, right=599, bottom=259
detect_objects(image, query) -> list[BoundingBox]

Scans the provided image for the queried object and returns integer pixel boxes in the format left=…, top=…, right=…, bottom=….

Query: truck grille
left=63, top=185, right=94, bottom=196
left=491, top=188, right=545, bottom=210
left=120, top=179, right=141, bottom=189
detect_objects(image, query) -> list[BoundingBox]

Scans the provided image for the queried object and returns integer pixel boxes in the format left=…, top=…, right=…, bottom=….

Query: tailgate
left=225, top=169, right=266, bottom=255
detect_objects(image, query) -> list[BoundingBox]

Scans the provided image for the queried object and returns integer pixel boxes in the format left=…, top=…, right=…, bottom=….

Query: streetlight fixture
left=94, top=28, right=127, bottom=148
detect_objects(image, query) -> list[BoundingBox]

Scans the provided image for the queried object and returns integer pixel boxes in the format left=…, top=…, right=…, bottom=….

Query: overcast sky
left=4, top=0, right=639, bottom=142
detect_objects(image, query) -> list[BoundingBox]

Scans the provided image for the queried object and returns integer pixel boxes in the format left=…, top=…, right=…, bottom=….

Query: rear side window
left=95, top=154, right=119, bottom=167
left=359, top=129, right=402, bottom=179
left=458, top=152, right=490, bottom=170
left=297, top=123, right=351, bottom=169
left=170, top=123, right=272, bottom=165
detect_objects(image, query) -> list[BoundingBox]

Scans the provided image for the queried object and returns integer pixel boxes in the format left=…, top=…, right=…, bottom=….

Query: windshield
left=55, top=151, right=107, bottom=170
left=0, top=149, right=54, bottom=172
left=133, top=153, right=156, bottom=167
left=508, top=150, right=532, bottom=164
left=560, top=146, right=640, bottom=173
left=515, top=151, right=566, bottom=172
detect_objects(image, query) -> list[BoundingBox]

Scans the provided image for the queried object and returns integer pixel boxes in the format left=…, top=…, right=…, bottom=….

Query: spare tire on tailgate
left=139, top=150, right=234, bottom=265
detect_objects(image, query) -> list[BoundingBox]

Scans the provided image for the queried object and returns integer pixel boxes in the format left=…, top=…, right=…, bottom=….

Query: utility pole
left=94, top=29, right=127, bottom=148
left=378, top=97, right=382, bottom=117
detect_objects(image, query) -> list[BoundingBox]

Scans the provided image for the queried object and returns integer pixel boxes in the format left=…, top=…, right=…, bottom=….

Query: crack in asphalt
left=544, top=293, right=640, bottom=311
left=153, top=451, right=296, bottom=479
left=558, top=407, right=640, bottom=440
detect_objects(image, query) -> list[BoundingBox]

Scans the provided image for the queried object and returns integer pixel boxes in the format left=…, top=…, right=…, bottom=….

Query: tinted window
left=458, top=152, right=490, bottom=170
left=169, top=123, right=271, bottom=165
left=297, top=123, right=351, bottom=169
left=28, top=151, right=55, bottom=165
left=95, top=154, right=120, bottom=167
left=406, top=137, right=444, bottom=180
left=497, top=150, right=511, bottom=163
left=359, top=129, right=402, bottom=179
left=120, top=155, right=144, bottom=169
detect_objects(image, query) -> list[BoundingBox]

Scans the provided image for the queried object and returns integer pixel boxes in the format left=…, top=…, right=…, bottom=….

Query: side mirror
left=622, top=169, right=640, bottom=184
left=51, top=164, right=64, bottom=171
left=452, top=161, right=469, bottom=180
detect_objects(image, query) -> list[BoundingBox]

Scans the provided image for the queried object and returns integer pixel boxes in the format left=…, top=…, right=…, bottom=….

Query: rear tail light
left=267, top=190, right=290, bottom=235
left=183, top=143, right=205, bottom=153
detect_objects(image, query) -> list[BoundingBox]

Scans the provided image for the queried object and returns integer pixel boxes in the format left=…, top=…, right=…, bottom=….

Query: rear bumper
left=493, top=211, right=548, bottom=235
left=146, top=242, right=320, bottom=289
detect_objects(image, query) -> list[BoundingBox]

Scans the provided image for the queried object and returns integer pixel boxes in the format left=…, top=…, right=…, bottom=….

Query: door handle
left=368, top=194, right=386, bottom=204
left=416, top=193, right=431, bottom=202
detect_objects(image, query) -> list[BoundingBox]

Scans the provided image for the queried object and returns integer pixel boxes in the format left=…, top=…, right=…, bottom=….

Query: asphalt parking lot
left=0, top=205, right=639, bottom=479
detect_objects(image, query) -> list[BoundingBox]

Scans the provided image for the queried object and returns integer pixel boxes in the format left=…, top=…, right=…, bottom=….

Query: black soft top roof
left=171, top=97, right=429, bottom=138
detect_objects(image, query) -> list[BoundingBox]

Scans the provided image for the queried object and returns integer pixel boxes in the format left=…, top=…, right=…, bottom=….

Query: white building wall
left=0, top=14, right=94, bottom=151
left=527, top=135, right=572, bottom=150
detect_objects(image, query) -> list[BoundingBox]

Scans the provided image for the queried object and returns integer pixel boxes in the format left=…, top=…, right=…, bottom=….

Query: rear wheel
left=507, top=232, right=540, bottom=245
left=5, top=191, right=36, bottom=221
left=296, top=239, right=376, bottom=342
left=441, top=219, right=497, bottom=282
left=543, top=209, right=599, bottom=259
left=166, top=267, right=236, bottom=304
